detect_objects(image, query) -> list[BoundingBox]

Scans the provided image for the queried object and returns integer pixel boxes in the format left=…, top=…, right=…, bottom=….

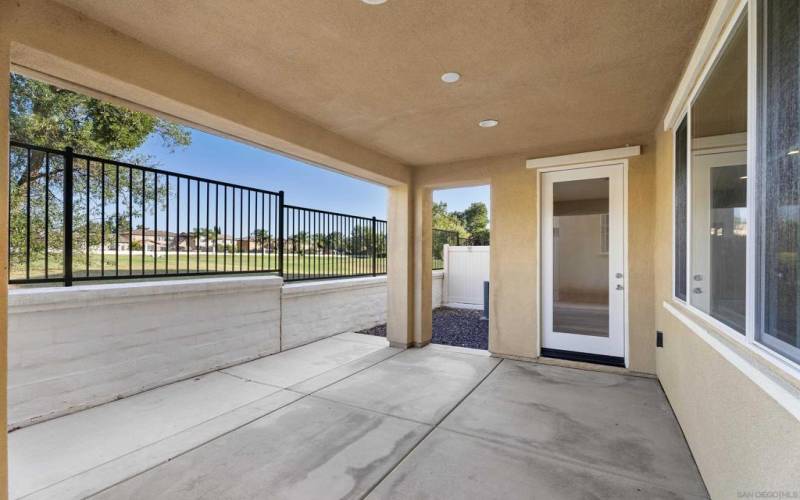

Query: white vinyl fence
left=443, top=245, right=490, bottom=306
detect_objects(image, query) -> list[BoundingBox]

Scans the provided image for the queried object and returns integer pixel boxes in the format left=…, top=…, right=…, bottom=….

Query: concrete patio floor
left=10, top=333, right=707, bottom=499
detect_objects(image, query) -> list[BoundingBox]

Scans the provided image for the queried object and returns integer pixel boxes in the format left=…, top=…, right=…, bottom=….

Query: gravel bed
left=357, top=306, right=488, bottom=350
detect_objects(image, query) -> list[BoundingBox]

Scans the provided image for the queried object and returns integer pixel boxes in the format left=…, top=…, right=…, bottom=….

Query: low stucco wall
left=281, top=271, right=444, bottom=349
left=8, top=272, right=443, bottom=428
left=8, top=276, right=283, bottom=429
left=281, top=277, right=388, bottom=349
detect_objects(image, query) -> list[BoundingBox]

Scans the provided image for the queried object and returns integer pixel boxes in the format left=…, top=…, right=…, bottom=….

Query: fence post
left=277, top=190, right=285, bottom=278
left=63, top=147, right=74, bottom=287
left=371, top=216, right=377, bottom=276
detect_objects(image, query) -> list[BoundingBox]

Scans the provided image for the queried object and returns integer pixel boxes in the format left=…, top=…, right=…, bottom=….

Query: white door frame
left=536, top=159, right=629, bottom=366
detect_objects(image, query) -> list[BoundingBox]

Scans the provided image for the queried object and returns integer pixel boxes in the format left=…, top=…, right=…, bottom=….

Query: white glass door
left=541, top=164, right=625, bottom=361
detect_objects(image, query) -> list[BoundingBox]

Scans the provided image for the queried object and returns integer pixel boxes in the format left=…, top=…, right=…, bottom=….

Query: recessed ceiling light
left=361, top=0, right=387, bottom=4
left=478, top=119, right=499, bottom=128
left=441, top=72, right=461, bottom=83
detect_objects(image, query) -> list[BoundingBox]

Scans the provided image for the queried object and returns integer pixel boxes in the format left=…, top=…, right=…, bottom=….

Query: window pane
left=758, top=0, right=800, bottom=363
left=675, top=116, right=688, bottom=301
left=690, top=13, right=748, bottom=333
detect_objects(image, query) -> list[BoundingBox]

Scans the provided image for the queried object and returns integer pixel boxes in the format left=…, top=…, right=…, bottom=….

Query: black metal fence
left=8, top=141, right=388, bottom=285
left=283, top=205, right=387, bottom=281
left=432, top=228, right=461, bottom=270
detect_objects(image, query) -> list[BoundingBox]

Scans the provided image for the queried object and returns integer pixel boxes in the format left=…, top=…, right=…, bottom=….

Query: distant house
left=115, top=230, right=240, bottom=254
left=115, top=230, right=176, bottom=253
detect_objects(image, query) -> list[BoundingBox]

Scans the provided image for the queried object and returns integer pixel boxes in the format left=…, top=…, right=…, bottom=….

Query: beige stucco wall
left=652, top=127, right=800, bottom=497
left=1, top=0, right=410, bottom=188
left=485, top=161, right=540, bottom=359
left=415, top=149, right=656, bottom=373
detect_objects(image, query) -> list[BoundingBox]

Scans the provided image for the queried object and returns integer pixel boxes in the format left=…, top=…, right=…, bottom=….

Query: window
left=690, top=12, right=748, bottom=334
left=756, top=0, right=800, bottom=363
left=674, top=116, right=688, bottom=301
left=670, top=1, right=800, bottom=368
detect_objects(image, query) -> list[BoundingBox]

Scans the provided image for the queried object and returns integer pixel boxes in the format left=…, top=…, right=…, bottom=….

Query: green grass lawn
left=11, top=252, right=387, bottom=283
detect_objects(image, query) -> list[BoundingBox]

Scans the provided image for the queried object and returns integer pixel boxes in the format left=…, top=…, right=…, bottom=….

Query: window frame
left=670, top=0, right=800, bottom=376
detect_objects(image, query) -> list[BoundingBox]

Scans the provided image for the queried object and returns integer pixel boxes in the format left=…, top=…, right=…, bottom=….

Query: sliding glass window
left=690, top=12, right=748, bottom=334
left=756, top=0, right=800, bottom=363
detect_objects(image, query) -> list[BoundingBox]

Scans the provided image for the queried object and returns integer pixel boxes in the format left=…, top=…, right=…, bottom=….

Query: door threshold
left=540, top=348, right=625, bottom=368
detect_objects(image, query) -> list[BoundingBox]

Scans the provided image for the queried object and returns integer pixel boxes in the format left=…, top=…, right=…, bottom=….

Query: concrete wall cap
left=282, top=276, right=387, bottom=297
left=9, top=275, right=284, bottom=312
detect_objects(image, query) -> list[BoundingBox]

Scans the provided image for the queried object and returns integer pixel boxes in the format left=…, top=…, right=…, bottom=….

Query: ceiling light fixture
left=361, top=0, right=387, bottom=4
left=441, top=72, right=461, bottom=83
left=789, top=149, right=800, bottom=155
left=478, top=119, right=499, bottom=128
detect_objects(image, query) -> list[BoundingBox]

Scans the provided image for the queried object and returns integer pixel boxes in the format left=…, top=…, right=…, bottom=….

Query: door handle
left=616, top=284, right=624, bottom=290
left=693, top=287, right=703, bottom=294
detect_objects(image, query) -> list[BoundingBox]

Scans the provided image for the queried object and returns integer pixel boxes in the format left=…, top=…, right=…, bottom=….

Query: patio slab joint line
left=307, top=393, right=433, bottom=427
left=19, top=390, right=297, bottom=500
left=81, top=345, right=407, bottom=499
left=217, top=370, right=284, bottom=389
left=358, top=357, right=505, bottom=500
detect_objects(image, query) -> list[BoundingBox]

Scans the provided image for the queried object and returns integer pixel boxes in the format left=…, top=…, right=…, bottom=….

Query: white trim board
left=526, top=146, right=640, bottom=170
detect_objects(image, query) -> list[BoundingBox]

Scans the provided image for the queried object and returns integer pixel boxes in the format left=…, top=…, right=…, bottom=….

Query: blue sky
left=434, top=185, right=490, bottom=215
left=135, top=127, right=490, bottom=220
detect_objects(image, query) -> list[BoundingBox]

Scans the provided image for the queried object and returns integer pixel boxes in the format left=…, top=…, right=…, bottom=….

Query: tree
left=432, top=201, right=490, bottom=247
left=9, top=74, right=191, bottom=273
left=325, top=231, right=345, bottom=254
left=10, top=74, right=190, bottom=158
left=432, top=202, right=467, bottom=238
left=458, top=202, right=489, bottom=237
left=251, top=229, right=272, bottom=251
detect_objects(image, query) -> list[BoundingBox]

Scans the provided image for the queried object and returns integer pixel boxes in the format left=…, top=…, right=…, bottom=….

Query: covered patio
left=11, top=335, right=705, bottom=499
left=2, top=0, right=800, bottom=498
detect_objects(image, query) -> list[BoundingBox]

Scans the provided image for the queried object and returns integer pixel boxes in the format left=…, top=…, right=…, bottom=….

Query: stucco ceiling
left=54, top=0, right=712, bottom=166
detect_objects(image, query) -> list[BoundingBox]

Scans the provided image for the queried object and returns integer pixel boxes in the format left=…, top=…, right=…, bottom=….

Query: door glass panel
left=553, top=178, right=609, bottom=337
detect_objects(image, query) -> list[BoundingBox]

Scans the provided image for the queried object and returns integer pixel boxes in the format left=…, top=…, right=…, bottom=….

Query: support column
left=413, top=187, right=432, bottom=347
left=386, top=184, right=433, bottom=348
left=386, top=184, right=414, bottom=347
left=1, top=34, right=11, bottom=499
